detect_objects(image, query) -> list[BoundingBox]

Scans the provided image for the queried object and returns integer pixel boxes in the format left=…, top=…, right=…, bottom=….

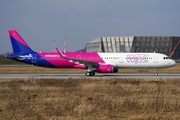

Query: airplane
left=6, top=30, right=176, bottom=76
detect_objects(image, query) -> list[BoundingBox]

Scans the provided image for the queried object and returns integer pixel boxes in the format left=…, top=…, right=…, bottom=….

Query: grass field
left=0, top=78, right=180, bottom=119
left=0, top=58, right=25, bottom=65
left=0, top=59, right=180, bottom=119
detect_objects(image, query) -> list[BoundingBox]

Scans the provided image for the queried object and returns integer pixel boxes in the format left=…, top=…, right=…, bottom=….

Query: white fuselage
left=99, top=52, right=176, bottom=68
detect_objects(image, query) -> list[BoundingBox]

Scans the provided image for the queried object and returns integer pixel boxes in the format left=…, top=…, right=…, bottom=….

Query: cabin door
left=154, top=54, right=158, bottom=63
left=77, top=55, right=81, bottom=60
left=32, top=54, right=36, bottom=63
left=119, top=56, right=124, bottom=63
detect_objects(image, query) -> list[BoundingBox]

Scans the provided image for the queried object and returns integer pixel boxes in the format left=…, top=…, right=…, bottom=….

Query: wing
left=56, top=48, right=100, bottom=67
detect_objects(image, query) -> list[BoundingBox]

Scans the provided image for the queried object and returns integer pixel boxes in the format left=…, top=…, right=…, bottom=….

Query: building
left=85, top=36, right=180, bottom=59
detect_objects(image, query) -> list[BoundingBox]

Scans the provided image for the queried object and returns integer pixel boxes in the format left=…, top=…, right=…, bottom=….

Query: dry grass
left=0, top=78, right=180, bottom=119
left=0, top=62, right=180, bottom=74
left=0, top=66, right=86, bottom=74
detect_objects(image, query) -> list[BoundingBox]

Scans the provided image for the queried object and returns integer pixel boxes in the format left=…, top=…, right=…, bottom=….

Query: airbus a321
left=6, top=30, right=176, bottom=76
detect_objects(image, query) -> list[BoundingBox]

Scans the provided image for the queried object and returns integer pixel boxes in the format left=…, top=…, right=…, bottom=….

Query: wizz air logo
left=126, top=54, right=149, bottom=64
left=24, top=54, right=32, bottom=58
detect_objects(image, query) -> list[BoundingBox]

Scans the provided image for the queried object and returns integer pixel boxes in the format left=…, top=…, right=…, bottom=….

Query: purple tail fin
left=8, top=30, right=33, bottom=53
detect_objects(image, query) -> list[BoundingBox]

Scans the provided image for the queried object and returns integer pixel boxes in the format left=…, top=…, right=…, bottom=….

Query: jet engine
left=95, top=65, right=118, bottom=73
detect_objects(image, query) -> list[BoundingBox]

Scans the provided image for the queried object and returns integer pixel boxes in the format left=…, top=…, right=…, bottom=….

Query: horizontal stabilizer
left=6, top=55, right=25, bottom=61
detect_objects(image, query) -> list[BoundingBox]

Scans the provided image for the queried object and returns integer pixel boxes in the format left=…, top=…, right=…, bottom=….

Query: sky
left=0, top=0, right=180, bottom=54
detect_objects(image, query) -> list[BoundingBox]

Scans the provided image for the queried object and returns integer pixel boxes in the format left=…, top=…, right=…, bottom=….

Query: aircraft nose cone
left=170, top=60, right=176, bottom=66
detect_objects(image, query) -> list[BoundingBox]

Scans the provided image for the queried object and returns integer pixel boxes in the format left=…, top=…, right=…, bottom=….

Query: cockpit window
left=163, top=57, right=169, bottom=59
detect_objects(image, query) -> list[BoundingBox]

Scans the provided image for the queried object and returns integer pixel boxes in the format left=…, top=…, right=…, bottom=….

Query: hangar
left=85, top=36, right=180, bottom=59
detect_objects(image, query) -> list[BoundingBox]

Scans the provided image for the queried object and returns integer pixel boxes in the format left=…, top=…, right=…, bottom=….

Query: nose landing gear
left=154, top=68, right=158, bottom=76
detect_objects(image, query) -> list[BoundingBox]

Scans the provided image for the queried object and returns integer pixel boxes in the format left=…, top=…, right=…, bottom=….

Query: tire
left=90, top=72, right=95, bottom=76
left=86, top=72, right=90, bottom=76
left=154, top=73, right=158, bottom=76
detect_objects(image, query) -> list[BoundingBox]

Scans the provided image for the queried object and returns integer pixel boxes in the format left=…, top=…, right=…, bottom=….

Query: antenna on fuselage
left=54, top=40, right=56, bottom=52
left=64, top=38, right=66, bottom=53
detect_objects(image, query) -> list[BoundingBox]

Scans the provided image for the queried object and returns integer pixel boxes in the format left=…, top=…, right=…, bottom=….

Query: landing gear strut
left=154, top=68, right=158, bottom=76
left=85, top=71, right=95, bottom=76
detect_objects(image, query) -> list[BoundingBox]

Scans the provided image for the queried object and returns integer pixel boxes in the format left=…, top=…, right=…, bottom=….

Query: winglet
left=56, top=48, right=66, bottom=58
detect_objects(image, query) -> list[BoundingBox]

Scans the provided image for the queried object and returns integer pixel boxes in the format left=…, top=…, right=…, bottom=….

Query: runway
left=0, top=73, right=180, bottom=79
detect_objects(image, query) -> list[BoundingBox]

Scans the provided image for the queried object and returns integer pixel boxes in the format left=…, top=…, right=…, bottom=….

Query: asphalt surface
left=0, top=73, right=180, bottom=79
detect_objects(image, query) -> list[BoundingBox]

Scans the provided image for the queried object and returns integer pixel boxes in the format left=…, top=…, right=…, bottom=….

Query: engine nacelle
left=95, top=65, right=118, bottom=73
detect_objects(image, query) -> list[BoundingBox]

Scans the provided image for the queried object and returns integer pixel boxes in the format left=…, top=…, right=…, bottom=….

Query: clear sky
left=0, top=0, right=180, bottom=54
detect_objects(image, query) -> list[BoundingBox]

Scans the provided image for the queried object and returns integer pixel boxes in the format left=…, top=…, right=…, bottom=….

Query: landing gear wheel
left=85, top=72, right=95, bottom=76
left=90, top=71, right=95, bottom=76
left=154, top=68, right=158, bottom=76
left=154, top=73, right=158, bottom=76
left=85, top=72, right=90, bottom=76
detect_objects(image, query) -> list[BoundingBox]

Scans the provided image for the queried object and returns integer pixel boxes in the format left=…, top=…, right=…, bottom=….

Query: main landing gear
left=154, top=68, right=158, bottom=76
left=86, top=65, right=96, bottom=76
left=85, top=71, right=95, bottom=76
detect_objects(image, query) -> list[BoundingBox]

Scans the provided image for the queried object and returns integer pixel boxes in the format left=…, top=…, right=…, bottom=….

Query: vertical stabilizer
left=8, top=30, right=33, bottom=53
